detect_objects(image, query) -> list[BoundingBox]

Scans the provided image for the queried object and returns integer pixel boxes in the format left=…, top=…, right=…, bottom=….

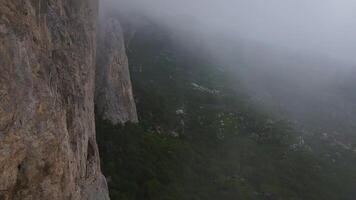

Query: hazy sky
left=101, top=0, right=356, bottom=135
left=104, top=0, right=356, bottom=63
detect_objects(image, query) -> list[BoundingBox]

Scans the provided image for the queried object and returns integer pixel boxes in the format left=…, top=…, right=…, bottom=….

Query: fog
left=97, top=1, right=356, bottom=197
left=103, top=0, right=356, bottom=63
left=101, top=0, right=356, bottom=138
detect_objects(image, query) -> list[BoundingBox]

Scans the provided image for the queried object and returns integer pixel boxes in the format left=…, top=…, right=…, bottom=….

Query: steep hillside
left=96, top=22, right=356, bottom=200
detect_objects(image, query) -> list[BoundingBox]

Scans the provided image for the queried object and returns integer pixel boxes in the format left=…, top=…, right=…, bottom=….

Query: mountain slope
left=96, top=22, right=355, bottom=200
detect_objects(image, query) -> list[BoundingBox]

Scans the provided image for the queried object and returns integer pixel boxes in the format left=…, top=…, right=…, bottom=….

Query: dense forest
left=96, top=22, right=356, bottom=200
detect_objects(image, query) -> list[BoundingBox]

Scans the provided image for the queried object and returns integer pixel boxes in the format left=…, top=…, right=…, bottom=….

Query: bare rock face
left=95, top=17, right=138, bottom=124
left=0, top=1, right=109, bottom=199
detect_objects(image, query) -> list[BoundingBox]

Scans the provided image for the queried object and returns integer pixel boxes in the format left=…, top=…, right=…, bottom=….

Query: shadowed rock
left=95, top=16, right=138, bottom=124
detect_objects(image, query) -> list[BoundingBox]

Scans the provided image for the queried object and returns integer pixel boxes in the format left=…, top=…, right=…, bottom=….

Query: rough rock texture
left=95, top=17, right=138, bottom=124
left=0, top=1, right=109, bottom=199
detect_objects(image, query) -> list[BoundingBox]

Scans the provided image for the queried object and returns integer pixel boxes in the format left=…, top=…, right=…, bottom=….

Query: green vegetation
left=96, top=24, right=356, bottom=200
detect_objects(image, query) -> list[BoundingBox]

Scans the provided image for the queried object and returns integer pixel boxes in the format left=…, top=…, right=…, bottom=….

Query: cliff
left=95, top=16, right=138, bottom=124
left=0, top=1, right=109, bottom=199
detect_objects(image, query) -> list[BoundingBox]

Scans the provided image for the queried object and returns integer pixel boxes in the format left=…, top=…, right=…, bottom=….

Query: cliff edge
left=0, top=1, right=109, bottom=199
left=95, top=16, right=138, bottom=124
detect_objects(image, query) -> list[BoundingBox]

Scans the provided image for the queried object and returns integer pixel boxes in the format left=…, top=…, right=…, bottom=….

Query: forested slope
left=96, top=23, right=356, bottom=200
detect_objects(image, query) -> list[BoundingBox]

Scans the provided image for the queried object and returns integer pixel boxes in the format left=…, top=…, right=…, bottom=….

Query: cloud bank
left=102, top=0, right=356, bottom=63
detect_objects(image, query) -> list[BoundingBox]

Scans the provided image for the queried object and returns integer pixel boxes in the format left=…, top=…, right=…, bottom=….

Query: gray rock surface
left=0, top=1, right=109, bottom=199
left=95, top=17, right=138, bottom=124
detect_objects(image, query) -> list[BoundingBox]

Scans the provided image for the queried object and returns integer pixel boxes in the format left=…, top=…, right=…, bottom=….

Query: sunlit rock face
left=0, top=1, right=109, bottom=199
left=95, top=16, right=138, bottom=124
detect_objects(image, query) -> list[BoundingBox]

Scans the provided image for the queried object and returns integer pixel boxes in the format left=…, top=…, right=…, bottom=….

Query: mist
left=97, top=1, right=356, bottom=198
left=101, top=0, right=356, bottom=137
left=103, top=0, right=356, bottom=63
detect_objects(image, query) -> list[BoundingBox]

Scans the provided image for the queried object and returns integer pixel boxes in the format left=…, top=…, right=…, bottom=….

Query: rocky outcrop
left=95, top=17, right=138, bottom=124
left=0, top=1, right=109, bottom=199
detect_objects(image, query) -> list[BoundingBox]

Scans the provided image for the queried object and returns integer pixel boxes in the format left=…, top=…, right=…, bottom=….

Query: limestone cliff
left=95, top=16, right=138, bottom=124
left=0, top=1, right=109, bottom=199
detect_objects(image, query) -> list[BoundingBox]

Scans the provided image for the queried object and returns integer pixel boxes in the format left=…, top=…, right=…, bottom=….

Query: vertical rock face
left=0, top=1, right=109, bottom=199
left=95, top=17, right=138, bottom=124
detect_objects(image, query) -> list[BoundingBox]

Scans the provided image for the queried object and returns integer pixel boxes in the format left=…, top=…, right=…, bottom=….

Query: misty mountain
left=96, top=20, right=356, bottom=200
left=167, top=23, right=356, bottom=141
left=2, top=1, right=355, bottom=199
